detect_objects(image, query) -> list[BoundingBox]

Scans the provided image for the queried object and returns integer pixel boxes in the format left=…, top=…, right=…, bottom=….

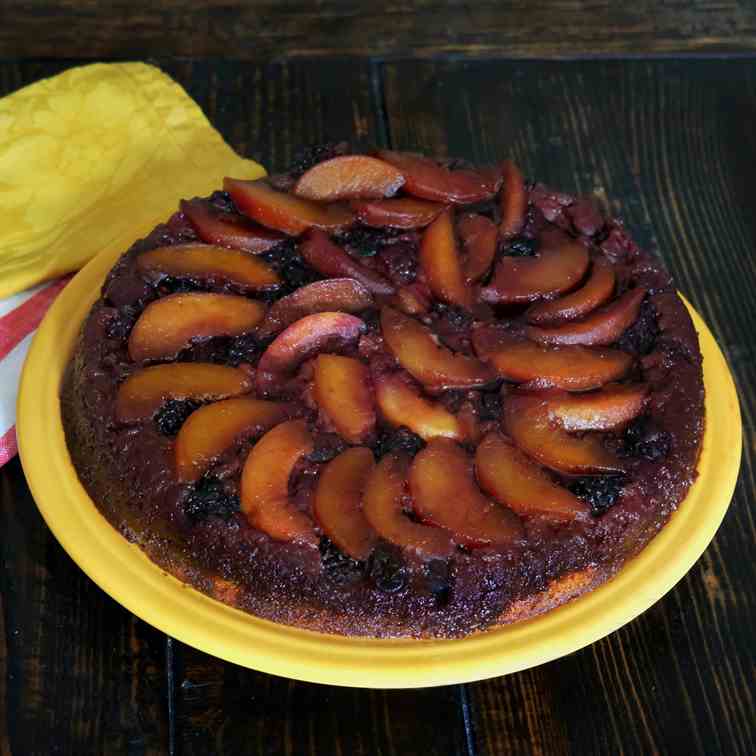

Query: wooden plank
left=157, top=59, right=470, bottom=756
left=1, top=1, right=756, bottom=60
left=383, top=57, right=756, bottom=755
left=0, top=458, right=170, bottom=755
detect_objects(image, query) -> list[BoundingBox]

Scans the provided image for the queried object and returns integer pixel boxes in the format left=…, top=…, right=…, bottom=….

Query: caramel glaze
left=61, top=181, right=704, bottom=639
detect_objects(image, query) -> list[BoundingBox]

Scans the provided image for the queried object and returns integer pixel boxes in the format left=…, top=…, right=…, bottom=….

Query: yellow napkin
left=0, top=63, right=265, bottom=299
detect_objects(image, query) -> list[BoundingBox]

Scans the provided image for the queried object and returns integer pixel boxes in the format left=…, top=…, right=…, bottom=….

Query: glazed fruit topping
left=155, top=398, right=200, bottom=437
left=137, top=243, right=281, bottom=292
left=457, top=213, right=497, bottom=283
left=621, top=416, right=672, bottom=460
left=180, top=199, right=287, bottom=253
left=499, top=160, right=528, bottom=239
left=294, top=155, right=405, bottom=201
left=128, top=292, right=266, bottom=362
left=116, top=363, right=253, bottom=423
left=352, top=197, right=445, bottom=229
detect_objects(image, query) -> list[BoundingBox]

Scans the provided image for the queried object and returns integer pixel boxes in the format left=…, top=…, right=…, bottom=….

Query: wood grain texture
left=0, top=459, right=169, bottom=756
left=1, top=1, right=756, bottom=60
left=383, top=57, right=756, bottom=755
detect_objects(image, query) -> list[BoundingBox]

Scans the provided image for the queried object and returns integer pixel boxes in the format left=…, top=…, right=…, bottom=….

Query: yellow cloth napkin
left=0, top=63, right=265, bottom=298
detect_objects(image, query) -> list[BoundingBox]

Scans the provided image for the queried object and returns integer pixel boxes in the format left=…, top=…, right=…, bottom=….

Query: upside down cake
left=61, top=144, right=704, bottom=638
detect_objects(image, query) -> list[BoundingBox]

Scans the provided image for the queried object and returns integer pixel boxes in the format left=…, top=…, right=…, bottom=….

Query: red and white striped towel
left=0, top=278, right=69, bottom=467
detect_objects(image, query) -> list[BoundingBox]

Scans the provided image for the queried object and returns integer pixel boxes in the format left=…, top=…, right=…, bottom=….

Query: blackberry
left=375, top=427, right=425, bottom=458
left=289, top=142, right=351, bottom=178
left=156, top=276, right=204, bottom=296
left=227, top=333, right=261, bottom=366
left=308, top=433, right=348, bottom=463
left=434, top=302, right=472, bottom=331
left=621, top=416, right=671, bottom=461
left=479, top=390, right=502, bottom=422
left=105, top=305, right=139, bottom=340
left=155, top=399, right=200, bottom=436
left=184, top=478, right=240, bottom=523
left=280, top=257, right=321, bottom=291
left=319, top=537, right=363, bottom=584
left=505, top=236, right=537, bottom=257
left=616, top=299, right=659, bottom=355
left=425, top=559, right=453, bottom=606
left=366, top=543, right=408, bottom=593
left=379, top=242, right=417, bottom=285
left=337, top=225, right=404, bottom=258
left=569, top=476, right=624, bottom=517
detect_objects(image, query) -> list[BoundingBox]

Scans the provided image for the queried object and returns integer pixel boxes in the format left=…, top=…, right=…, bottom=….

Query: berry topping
left=568, top=476, right=624, bottom=517
left=622, top=416, right=672, bottom=460
left=155, top=399, right=200, bottom=436
left=366, top=542, right=409, bottom=593
left=184, top=477, right=240, bottom=523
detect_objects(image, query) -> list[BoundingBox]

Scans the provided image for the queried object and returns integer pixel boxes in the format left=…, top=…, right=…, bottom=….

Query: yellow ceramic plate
left=17, top=244, right=741, bottom=688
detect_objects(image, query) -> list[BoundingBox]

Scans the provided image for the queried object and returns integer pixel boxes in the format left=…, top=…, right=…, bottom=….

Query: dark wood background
left=1, top=4, right=755, bottom=755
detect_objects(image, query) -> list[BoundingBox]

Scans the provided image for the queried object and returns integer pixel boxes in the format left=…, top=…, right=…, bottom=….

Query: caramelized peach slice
left=381, top=306, right=496, bottom=390
left=499, top=160, right=527, bottom=239
left=473, top=325, right=632, bottom=391
left=314, top=447, right=377, bottom=560
left=180, top=199, right=286, bottom=253
left=475, top=432, right=586, bottom=522
left=115, top=363, right=253, bottom=423
left=240, top=419, right=317, bottom=546
left=352, top=197, right=445, bottom=229
left=391, top=282, right=432, bottom=316
left=299, top=229, right=395, bottom=296
left=313, top=355, right=376, bottom=443
left=175, top=398, right=291, bottom=483
left=224, top=178, right=353, bottom=236
left=256, top=312, right=366, bottom=396
left=482, top=239, right=589, bottom=305
left=128, top=293, right=266, bottom=362
left=376, top=150, right=496, bottom=204
left=409, top=439, right=523, bottom=548
left=457, top=213, right=497, bottom=283
left=137, top=244, right=280, bottom=291
left=294, top=155, right=404, bottom=201
left=362, top=453, right=453, bottom=559
left=546, top=384, right=648, bottom=431
left=503, top=394, right=624, bottom=474
left=419, top=208, right=472, bottom=309
left=375, top=373, right=465, bottom=441
left=526, top=288, right=646, bottom=346
left=526, top=258, right=615, bottom=325
left=258, top=278, right=373, bottom=338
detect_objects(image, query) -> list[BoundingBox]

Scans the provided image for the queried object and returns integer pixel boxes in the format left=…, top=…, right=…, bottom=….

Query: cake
left=61, top=144, right=704, bottom=638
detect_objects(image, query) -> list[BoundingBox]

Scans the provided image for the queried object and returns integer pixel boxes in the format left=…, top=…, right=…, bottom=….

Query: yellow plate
left=17, top=244, right=742, bottom=688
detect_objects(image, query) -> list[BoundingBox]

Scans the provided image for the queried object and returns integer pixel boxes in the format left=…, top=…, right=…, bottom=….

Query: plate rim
left=17, top=243, right=742, bottom=688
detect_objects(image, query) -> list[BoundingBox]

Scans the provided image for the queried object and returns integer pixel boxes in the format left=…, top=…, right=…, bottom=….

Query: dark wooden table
left=2, top=5, right=755, bottom=754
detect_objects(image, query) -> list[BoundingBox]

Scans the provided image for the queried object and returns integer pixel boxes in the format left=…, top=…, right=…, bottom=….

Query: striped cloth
left=0, top=278, right=69, bottom=466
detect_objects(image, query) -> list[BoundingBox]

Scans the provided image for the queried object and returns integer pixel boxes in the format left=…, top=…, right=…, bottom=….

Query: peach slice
left=128, top=293, right=266, bottom=363
left=180, top=199, right=286, bottom=253
left=137, top=244, right=280, bottom=291
left=475, top=432, right=586, bottom=523
left=224, top=178, right=353, bottom=236
left=457, top=213, right=497, bottom=283
left=240, top=419, right=317, bottom=546
left=381, top=306, right=496, bottom=390
left=473, top=326, right=632, bottom=391
left=313, top=355, right=376, bottom=443
left=294, top=155, right=405, bottom=201
left=175, top=398, right=291, bottom=483
left=482, top=238, right=589, bottom=305
left=419, top=208, right=472, bottom=309
left=352, top=197, right=445, bottom=229
left=499, top=160, right=528, bottom=239
left=546, top=384, right=649, bottom=431
left=376, top=150, right=497, bottom=204
left=375, top=373, right=465, bottom=441
left=256, top=312, right=366, bottom=396
left=526, top=258, right=615, bottom=325
left=116, top=363, right=253, bottom=423
left=362, top=453, right=453, bottom=559
left=409, top=439, right=523, bottom=548
left=526, top=288, right=647, bottom=346
left=503, top=394, right=625, bottom=474
left=257, top=278, right=373, bottom=338
left=313, top=447, right=377, bottom=560
left=299, top=229, right=395, bottom=296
